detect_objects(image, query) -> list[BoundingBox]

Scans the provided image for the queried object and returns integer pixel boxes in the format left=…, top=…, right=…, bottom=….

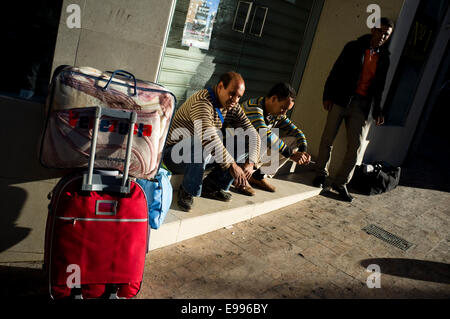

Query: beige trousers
left=316, top=97, right=371, bottom=186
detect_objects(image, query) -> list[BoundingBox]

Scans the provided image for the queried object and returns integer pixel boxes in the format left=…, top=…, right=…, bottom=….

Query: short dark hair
left=379, top=17, right=394, bottom=29
left=218, top=71, right=243, bottom=88
left=267, top=82, right=297, bottom=101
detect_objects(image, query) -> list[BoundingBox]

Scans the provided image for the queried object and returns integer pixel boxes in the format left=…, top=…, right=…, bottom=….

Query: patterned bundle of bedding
left=39, top=66, right=176, bottom=179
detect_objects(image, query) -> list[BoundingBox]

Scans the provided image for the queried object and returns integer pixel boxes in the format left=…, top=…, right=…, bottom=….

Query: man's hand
left=229, top=162, right=248, bottom=187
left=242, top=161, right=254, bottom=180
left=375, top=116, right=384, bottom=126
left=323, top=100, right=333, bottom=111
left=290, top=151, right=311, bottom=165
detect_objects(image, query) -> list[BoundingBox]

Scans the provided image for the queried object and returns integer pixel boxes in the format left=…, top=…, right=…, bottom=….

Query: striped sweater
left=166, top=89, right=260, bottom=169
left=241, top=97, right=307, bottom=158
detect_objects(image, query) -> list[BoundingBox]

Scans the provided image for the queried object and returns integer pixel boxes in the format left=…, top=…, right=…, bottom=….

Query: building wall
left=291, top=0, right=405, bottom=176
left=52, top=0, right=176, bottom=81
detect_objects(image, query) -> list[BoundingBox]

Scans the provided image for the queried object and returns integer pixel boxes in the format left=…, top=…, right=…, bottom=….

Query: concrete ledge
left=149, top=171, right=320, bottom=250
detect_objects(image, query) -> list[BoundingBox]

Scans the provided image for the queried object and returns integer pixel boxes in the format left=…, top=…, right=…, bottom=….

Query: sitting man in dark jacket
left=312, top=17, right=394, bottom=202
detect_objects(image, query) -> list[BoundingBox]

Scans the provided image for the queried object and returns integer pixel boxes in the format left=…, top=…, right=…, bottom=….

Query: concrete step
left=148, top=170, right=320, bottom=250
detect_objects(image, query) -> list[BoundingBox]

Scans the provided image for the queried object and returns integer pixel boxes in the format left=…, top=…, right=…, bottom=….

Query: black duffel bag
left=350, top=161, right=401, bottom=195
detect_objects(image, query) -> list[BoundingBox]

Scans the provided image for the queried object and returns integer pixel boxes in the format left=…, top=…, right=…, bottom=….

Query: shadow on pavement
left=0, top=265, right=48, bottom=299
left=318, top=188, right=345, bottom=201
left=360, top=258, right=450, bottom=284
left=0, top=186, right=31, bottom=253
left=399, top=166, right=450, bottom=193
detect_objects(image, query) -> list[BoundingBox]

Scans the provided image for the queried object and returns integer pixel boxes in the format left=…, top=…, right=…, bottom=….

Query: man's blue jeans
left=162, top=135, right=247, bottom=197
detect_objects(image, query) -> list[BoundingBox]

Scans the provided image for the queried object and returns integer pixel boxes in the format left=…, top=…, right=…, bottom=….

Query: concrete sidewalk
left=148, top=170, right=321, bottom=250
left=138, top=181, right=450, bottom=299
left=1, top=172, right=449, bottom=299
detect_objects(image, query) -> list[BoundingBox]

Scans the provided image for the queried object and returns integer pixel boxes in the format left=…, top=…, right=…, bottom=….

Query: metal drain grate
left=362, top=224, right=414, bottom=251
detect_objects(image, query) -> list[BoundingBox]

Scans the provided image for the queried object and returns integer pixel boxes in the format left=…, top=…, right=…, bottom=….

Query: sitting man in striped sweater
left=162, top=72, right=261, bottom=211
left=241, top=82, right=311, bottom=192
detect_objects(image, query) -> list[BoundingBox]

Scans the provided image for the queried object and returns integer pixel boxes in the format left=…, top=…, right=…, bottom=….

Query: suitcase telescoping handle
left=82, top=106, right=137, bottom=194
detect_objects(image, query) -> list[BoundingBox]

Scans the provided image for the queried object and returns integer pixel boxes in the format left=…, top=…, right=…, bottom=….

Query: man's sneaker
left=201, top=180, right=232, bottom=202
left=248, top=177, right=276, bottom=192
left=331, top=184, right=354, bottom=202
left=312, top=175, right=327, bottom=188
left=178, top=185, right=193, bottom=211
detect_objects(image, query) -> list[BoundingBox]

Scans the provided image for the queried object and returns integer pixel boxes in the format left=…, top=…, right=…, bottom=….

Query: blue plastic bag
left=136, top=168, right=173, bottom=229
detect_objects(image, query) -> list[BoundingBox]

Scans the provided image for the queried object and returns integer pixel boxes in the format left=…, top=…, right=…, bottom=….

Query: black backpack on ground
left=350, top=161, right=401, bottom=195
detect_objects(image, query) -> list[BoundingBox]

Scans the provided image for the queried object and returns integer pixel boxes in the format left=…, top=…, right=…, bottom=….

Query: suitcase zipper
left=56, top=216, right=147, bottom=224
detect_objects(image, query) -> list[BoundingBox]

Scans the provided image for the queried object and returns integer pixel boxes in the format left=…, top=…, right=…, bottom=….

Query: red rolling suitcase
left=44, top=107, right=148, bottom=299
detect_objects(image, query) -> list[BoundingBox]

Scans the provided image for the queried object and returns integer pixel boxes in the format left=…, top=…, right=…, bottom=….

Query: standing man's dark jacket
left=323, top=34, right=390, bottom=118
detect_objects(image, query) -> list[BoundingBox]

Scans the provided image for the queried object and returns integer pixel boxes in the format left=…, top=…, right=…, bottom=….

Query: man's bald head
left=216, top=71, right=245, bottom=110
left=218, top=72, right=244, bottom=89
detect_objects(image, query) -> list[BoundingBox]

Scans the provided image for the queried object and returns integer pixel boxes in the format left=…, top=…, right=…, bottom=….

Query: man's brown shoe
left=249, top=177, right=276, bottom=192
left=234, top=184, right=256, bottom=196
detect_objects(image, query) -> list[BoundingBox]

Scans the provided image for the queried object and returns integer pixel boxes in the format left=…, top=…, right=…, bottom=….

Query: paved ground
left=1, top=167, right=449, bottom=300
left=138, top=180, right=450, bottom=299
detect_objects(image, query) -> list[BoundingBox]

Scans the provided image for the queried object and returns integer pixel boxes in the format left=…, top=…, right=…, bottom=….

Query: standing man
left=163, top=72, right=260, bottom=211
left=313, top=18, right=394, bottom=202
left=241, top=82, right=311, bottom=192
